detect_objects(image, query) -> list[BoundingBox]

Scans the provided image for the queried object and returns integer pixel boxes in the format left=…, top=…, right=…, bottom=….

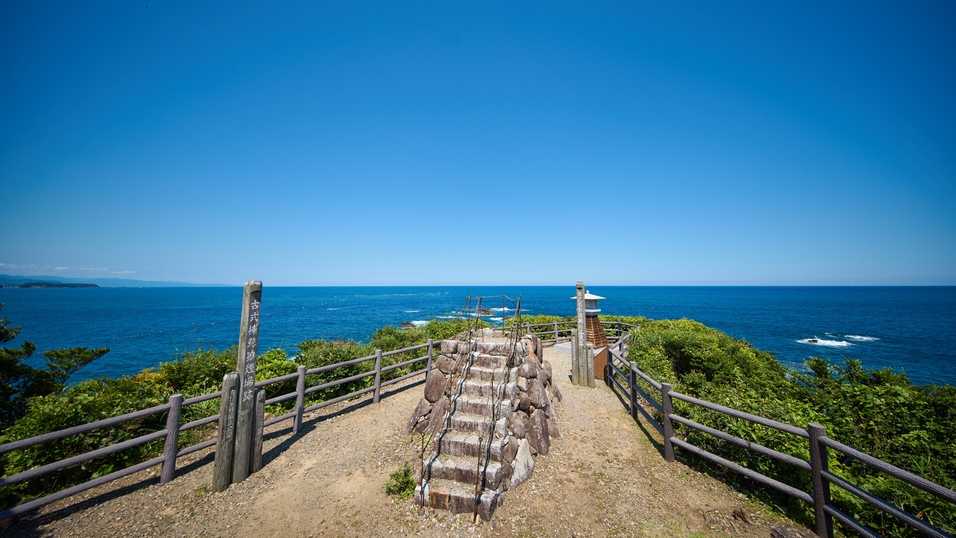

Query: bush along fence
left=0, top=281, right=440, bottom=521
left=602, top=333, right=956, bottom=538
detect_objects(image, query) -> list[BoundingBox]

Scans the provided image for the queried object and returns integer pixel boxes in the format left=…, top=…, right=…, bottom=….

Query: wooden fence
left=0, top=339, right=437, bottom=521
left=603, top=334, right=956, bottom=538
left=0, top=317, right=631, bottom=522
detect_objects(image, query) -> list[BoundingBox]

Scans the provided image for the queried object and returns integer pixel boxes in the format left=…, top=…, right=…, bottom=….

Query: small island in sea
left=5, top=281, right=99, bottom=289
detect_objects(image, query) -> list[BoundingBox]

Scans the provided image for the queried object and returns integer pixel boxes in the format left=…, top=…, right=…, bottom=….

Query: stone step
left=461, top=364, right=516, bottom=383
left=414, top=479, right=503, bottom=520
left=459, top=380, right=516, bottom=401
left=424, top=453, right=508, bottom=490
left=436, top=432, right=512, bottom=461
left=447, top=413, right=508, bottom=438
left=470, top=352, right=513, bottom=369
left=449, top=395, right=513, bottom=418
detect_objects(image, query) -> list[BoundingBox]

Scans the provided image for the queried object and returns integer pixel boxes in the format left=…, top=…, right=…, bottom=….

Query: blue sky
left=1, top=2, right=954, bottom=286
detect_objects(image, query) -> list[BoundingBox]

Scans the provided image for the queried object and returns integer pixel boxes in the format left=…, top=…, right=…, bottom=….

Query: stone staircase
left=414, top=338, right=520, bottom=520
left=407, top=331, right=558, bottom=521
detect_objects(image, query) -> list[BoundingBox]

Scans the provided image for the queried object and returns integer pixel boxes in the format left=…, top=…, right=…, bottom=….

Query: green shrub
left=627, top=319, right=956, bottom=537
left=385, top=461, right=416, bottom=500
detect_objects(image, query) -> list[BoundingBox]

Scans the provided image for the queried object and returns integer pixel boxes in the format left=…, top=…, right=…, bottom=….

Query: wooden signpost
left=232, top=281, right=263, bottom=483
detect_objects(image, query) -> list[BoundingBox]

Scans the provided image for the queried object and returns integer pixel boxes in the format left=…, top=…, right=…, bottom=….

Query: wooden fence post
left=571, top=330, right=579, bottom=385
left=661, top=382, right=675, bottom=462
left=553, top=321, right=558, bottom=342
left=373, top=349, right=382, bottom=404
left=212, top=372, right=239, bottom=492
left=251, top=389, right=265, bottom=473
left=293, top=365, right=306, bottom=434
left=575, top=282, right=586, bottom=386
left=629, top=362, right=639, bottom=422
left=809, top=422, right=834, bottom=538
left=233, top=281, right=262, bottom=484
left=426, top=339, right=433, bottom=372
left=586, top=343, right=595, bottom=388
left=160, top=394, right=183, bottom=484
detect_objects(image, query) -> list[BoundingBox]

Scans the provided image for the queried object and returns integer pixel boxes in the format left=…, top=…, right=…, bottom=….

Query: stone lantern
left=571, top=289, right=609, bottom=382
left=572, top=290, right=608, bottom=347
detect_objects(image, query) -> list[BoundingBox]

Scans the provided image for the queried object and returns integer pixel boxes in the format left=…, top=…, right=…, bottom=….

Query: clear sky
left=2, top=2, right=954, bottom=286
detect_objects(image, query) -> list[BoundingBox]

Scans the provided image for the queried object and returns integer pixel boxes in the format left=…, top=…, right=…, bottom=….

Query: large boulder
left=508, top=411, right=529, bottom=439
left=403, top=397, right=431, bottom=435
left=510, top=439, right=534, bottom=489
left=425, top=397, right=449, bottom=436
left=528, top=378, right=548, bottom=409
left=527, top=409, right=550, bottom=456
left=424, top=369, right=446, bottom=403
left=434, top=354, right=456, bottom=375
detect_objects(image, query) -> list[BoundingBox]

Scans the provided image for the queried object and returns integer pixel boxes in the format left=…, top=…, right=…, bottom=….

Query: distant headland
left=6, top=281, right=99, bottom=289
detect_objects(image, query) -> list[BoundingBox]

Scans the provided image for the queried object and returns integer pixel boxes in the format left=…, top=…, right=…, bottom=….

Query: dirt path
left=6, top=346, right=800, bottom=537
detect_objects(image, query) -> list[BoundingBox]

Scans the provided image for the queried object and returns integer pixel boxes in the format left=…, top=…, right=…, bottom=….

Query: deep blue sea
left=0, top=286, right=953, bottom=386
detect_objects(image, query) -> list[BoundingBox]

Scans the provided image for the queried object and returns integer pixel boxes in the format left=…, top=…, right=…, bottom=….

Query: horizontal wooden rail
left=818, top=436, right=956, bottom=504
left=669, top=414, right=811, bottom=471
left=0, top=456, right=166, bottom=521
left=669, top=391, right=809, bottom=438
left=0, top=429, right=168, bottom=487
left=670, top=438, right=814, bottom=503
left=824, top=471, right=951, bottom=538
left=0, top=402, right=172, bottom=456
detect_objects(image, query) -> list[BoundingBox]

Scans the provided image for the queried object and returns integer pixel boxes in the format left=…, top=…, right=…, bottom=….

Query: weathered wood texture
left=233, top=280, right=262, bottom=483
left=211, top=372, right=239, bottom=492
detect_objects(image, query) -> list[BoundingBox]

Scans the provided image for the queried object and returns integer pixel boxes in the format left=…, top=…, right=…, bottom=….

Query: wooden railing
left=0, top=339, right=437, bottom=521
left=604, top=334, right=956, bottom=538
left=505, top=319, right=638, bottom=345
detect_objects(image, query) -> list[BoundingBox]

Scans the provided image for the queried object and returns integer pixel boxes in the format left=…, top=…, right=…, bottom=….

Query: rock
left=527, top=409, right=550, bottom=456
left=516, top=377, right=528, bottom=392
left=509, top=411, right=529, bottom=439
left=534, top=337, right=543, bottom=362
left=434, top=355, right=456, bottom=375
left=425, top=398, right=449, bottom=436
left=510, top=439, right=534, bottom=489
left=552, top=384, right=563, bottom=402
left=424, top=370, right=446, bottom=403
left=523, top=358, right=539, bottom=379
left=516, top=392, right=531, bottom=412
left=440, top=340, right=458, bottom=354
left=401, top=321, right=415, bottom=329
left=547, top=417, right=560, bottom=438
left=502, top=435, right=519, bottom=463
left=403, top=397, right=432, bottom=435
left=540, top=361, right=552, bottom=385
left=528, top=378, right=546, bottom=408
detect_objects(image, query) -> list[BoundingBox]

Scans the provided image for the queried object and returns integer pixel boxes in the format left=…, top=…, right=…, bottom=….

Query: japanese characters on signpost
left=232, top=280, right=262, bottom=483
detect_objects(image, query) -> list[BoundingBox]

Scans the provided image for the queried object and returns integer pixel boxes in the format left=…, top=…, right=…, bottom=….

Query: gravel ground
left=5, top=345, right=802, bottom=537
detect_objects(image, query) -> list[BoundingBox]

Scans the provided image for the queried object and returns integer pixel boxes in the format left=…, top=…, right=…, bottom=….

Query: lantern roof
left=571, top=291, right=605, bottom=301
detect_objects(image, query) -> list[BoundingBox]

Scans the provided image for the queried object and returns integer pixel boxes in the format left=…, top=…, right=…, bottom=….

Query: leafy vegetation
left=385, top=461, right=416, bottom=500
left=1, top=303, right=108, bottom=428
left=625, top=318, right=956, bottom=537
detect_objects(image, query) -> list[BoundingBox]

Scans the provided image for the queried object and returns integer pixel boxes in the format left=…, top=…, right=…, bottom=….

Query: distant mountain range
left=0, top=274, right=225, bottom=288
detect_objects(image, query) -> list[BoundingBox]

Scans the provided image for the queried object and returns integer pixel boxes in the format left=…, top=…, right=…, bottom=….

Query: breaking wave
left=844, top=335, right=880, bottom=342
left=797, top=337, right=853, bottom=348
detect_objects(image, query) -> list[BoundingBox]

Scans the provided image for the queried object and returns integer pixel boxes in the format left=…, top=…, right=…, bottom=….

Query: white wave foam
left=490, top=317, right=503, bottom=322
left=797, top=337, right=853, bottom=348
left=404, top=310, right=420, bottom=313
left=490, top=307, right=512, bottom=312
left=411, top=320, right=427, bottom=327
left=844, top=335, right=880, bottom=342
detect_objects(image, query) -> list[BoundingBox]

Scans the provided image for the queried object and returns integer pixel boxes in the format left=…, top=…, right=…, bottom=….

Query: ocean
left=0, top=286, right=953, bottom=386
